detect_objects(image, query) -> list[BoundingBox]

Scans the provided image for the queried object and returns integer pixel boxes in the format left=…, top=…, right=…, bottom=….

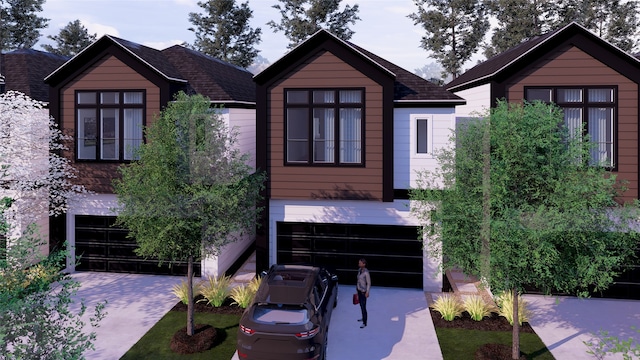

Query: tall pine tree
left=409, top=0, right=489, bottom=79
left=267, top=0, right=360, bottom=49
left=0, top=0, right=49, bottom=51
left=188, top=0, right=261, bottom=69
left=484, top=0, right=556, bottom=58
left=41, top=20, right=97, bottom=56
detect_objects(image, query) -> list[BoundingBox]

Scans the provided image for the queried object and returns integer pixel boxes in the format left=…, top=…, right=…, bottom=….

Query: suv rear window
left=253, top=305, right=309, bottom=325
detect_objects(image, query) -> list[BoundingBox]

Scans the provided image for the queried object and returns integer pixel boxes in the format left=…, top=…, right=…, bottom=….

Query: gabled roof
left=447, top=22, right=640, bottom=92
left=254, top=29, right=464, bottom=106
left=45, top=35, right=255, bottom=103
left=1, top=49, right=69, bottom=102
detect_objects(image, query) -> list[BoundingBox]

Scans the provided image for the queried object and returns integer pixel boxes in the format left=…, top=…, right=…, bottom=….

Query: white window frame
left=411, top=114, right=433, bottom=157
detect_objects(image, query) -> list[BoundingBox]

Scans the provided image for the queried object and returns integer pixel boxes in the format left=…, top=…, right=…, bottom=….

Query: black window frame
left=284, top=88, right=365, bottom=167
left=524, top=85, right=617, bottom=170
left=74, top=90, right=146, bottom=162
left=416, top=118, right=429, bottom=154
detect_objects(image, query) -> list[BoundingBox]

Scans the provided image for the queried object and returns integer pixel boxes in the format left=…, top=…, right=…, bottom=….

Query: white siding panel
left=227, top=108, right=256, bottom=169
left=394, top=107, right=455, bottom=189
left=452, top=84, right=491, bottom=118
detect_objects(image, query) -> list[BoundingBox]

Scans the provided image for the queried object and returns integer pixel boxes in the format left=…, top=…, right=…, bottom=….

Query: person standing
left=356, top=258, right=371, bottom=328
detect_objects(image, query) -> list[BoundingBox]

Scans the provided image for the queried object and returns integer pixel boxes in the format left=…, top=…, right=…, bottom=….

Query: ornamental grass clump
left=230, top=276, right=262, bottom=309
left=198, top=274, right=233, bottom=307
left=463, top=295, right=492, bottom=321
left=431, top=294, right=464, bottom=321
left=495, top=291, right=531, bottom=325
left=171, top=279, right=200, bottom=305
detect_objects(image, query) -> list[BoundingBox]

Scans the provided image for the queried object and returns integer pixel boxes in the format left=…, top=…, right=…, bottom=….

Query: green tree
left=554, top=0, right=640, bottom=52
left=0, top=0, right=49, bottom=51
left=267, top=0, right=360, bottom=49
left=113, top=92, right=265, bottom=337
left=41, top=19, right=97, bottom=56
left=0, top=202, right=106, bottom=358
left=411, top=100, right=640, bottom=359
left=484, top=0, right=556, bottom=58
left=409, top=0, right=490, bottom=79
left=188, top=0, right=262, bottom=68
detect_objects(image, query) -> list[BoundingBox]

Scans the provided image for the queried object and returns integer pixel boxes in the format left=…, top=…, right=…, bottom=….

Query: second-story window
left=76, top=90, right=145, bottom=161
left=285, top=89, right=363, bottom=165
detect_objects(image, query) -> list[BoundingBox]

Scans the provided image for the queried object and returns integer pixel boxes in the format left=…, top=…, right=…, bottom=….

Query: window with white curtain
left=76, top=90, right=145, bottom=161
left=525, top=86, right=615, bottom=168
left=285, top=89, right=363, bottom=165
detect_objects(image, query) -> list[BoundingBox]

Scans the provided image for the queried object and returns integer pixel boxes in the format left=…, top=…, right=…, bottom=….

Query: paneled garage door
left=75, top=215, right=198, bottom=275
left=276, top=222, right=423, bottom=288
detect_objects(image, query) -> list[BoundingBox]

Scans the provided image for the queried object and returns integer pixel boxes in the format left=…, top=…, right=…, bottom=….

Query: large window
left=285, top=89, right=363, bottom=165
left=525, top=86, right=615, bottom=167
left=76, top=90, right=145, bottom=161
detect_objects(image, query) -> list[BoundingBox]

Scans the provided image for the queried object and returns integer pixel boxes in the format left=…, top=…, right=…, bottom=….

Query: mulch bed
left=430, top=309, right=535, bottom=333
left=170, top=295, right=245, bottom=316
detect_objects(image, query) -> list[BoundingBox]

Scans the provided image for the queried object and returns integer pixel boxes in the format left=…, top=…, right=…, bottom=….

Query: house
left=253, top=30, right=465, bottom=291
left=446, top=22, right=640, bottom=299
left=0, top=49, right=69, bottom=258
left=44, top=36, right=257, bottom=277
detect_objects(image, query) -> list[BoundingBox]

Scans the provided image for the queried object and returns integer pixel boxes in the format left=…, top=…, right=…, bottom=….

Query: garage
left=276, top=222, right=423, bottom=288
left=74, top=215, right=198, bottom=276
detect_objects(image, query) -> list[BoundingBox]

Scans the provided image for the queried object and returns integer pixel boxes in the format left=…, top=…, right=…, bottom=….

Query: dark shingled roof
left=255, top=29, right=463, bottom=105
left=349, top=43, right=464, bottom=103
left=45, top=35, right=255, bottom=103
left=446, top=22, right=640, bottom=92
left=161, top=45, right=255, bottom=103
left=1, top=49, right=69, bottom=102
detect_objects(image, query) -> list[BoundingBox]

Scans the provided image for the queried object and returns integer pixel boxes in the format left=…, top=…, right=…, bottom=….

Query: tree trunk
left=512, top=288, right=520, bottom=360
left=481, top=119, right=491, bottom=283
left=187, top=255, right=195, bottom=336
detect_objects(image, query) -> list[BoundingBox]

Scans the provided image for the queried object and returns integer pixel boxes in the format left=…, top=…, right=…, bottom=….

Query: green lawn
left=436, top=328, right=555, bottom=359
left=120, top=311, right=240, bottom=360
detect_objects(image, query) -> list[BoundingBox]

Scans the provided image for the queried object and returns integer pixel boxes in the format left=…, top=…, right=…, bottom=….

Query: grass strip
left=436, top=328, right=555, bottom=360
left=120, top=311, right=240, bottom=360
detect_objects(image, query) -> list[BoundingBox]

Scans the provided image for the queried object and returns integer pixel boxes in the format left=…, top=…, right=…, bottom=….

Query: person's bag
left=352, top=293, right=359, bottom=305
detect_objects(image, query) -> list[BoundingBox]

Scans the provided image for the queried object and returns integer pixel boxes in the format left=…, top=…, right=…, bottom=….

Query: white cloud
left=83, top=21, right=119, bottom=38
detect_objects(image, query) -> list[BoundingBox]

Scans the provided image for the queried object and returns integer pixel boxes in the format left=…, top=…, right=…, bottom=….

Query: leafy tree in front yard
left=113, top=92, right=265, bottom=337
left=411, top=100, right=640, bottom=359
left=0, top=201, right=106, bottom=359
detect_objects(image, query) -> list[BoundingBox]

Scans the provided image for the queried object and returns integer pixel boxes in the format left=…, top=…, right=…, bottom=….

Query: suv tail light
left=239, top=324, right=255, bottom=335
left=295, top=327, right=319, bottom=338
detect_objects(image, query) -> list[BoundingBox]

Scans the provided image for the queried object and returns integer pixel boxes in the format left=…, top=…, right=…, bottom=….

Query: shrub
left=431, top=294, right=464, bottom=321
left=198, top=275, right=232, bottom=307
left=495, top=291, right=530, bottom=325
left=463, top=295, right=492, bottom=321
left=171, top=279, right=200, bottom=305
left=230, top=276, right=262, bottom=309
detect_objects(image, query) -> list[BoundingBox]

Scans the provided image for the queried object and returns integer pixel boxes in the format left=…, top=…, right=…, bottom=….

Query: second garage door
left=276, top=222, right=423, bottom=288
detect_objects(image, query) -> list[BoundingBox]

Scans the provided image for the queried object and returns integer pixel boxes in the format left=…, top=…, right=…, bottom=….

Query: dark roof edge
left=44, top=35, right=188, bottom=84
left=394, top=99, right=466, bottom=107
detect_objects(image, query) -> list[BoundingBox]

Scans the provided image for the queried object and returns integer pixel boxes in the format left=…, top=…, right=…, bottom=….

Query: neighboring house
left=446, top=22, right=640, bottom=299
left=44, top=35, right=256, bottom=277
left=253, top=30, right=465, bottom=291
left=0, top=49, right=69, bottom=257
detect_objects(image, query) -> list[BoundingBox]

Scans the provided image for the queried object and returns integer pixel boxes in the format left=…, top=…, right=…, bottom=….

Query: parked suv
left=236, top=264, right=339, bottom=360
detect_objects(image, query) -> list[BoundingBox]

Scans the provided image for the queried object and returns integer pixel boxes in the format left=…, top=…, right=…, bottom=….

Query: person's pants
left=358, top=290, right=367, bottom=325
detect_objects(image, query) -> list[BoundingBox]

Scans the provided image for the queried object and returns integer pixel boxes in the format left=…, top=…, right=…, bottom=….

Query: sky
left=37, top=0, right=441, bottom=75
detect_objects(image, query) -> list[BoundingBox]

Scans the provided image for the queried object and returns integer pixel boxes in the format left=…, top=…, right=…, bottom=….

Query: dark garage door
left=75, top=215, right=198, bottom=276
left=277, top=222, right=423, bottom=288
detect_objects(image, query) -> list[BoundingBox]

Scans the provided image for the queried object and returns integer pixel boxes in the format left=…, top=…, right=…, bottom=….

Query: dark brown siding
left=61, top=55, right=161, bottom=193
left=505, top=45, right=638, bottom=202
left=268, top=51, right=384, bottom=200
